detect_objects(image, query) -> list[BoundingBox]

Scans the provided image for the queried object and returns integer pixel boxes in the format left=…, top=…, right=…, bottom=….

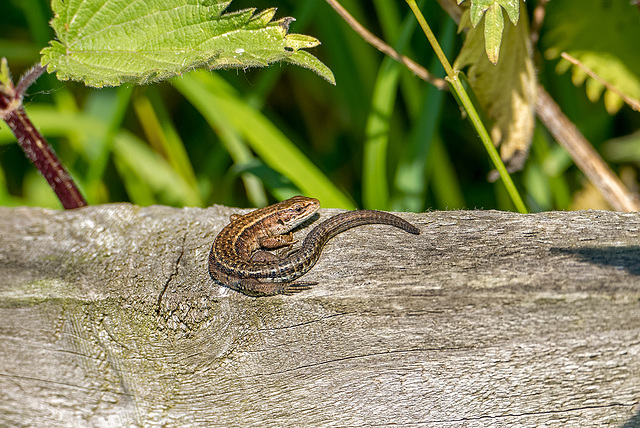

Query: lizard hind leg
left=213, top=269, right=314, bottom=297
left=236, top=277, right=282, bottom=296
left=239, top=278, right=316, bottom=296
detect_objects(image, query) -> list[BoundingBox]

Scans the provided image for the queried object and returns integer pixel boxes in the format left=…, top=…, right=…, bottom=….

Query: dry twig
left=324, top=0, right=448, bottom=90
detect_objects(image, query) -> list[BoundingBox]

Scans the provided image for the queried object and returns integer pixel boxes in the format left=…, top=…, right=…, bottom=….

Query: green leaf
left=0, top=58, right=11, bottom=89
left=499, top=0, right=520, bottom=25
left=40, top=0, right=334, bottom=87
left=284, top=50, right=335, bottom=85
left=602, top=131, right=640, bottom=164
left=542, top=0, right=640, bottom=114
left=483, top=3, right=504, bottom=65
left=469, top=1, right=489, bottom=27
left=465, top=0, right=520, bottom=26
left=459, top=0, right=522, bottom=64
left=454, top=4, right=536, bottom=171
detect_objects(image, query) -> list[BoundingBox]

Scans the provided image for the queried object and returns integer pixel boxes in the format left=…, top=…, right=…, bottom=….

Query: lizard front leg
left=258, top=232, right=296, bottom=250
left=250, top=233, right=297, bottom=262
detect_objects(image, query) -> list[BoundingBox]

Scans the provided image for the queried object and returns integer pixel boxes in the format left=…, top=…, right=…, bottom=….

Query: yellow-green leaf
left=484, top=3, right=504, bottom=65
left=459, top=0, right=522, bottom=63
left=543, top=0, right=640, bottom=114
left=454, top=2, right=536, bottom=171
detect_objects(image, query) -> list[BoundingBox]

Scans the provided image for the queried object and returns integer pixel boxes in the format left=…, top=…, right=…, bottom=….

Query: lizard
left=208, top=195, right=420, bottom=296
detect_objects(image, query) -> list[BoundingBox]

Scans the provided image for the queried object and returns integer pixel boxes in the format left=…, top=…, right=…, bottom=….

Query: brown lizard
left=208, top=195, right=420, bottom=296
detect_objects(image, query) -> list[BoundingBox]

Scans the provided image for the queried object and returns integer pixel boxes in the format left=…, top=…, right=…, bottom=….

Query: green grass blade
left=429, top=133, right=465, bottom=209
left=112, top=131, right=201, bottom=206
left=132, top=89, right=200, bottom=192
left=169, top=75, right=270, bottom=207
left=362, top=0, right=429, bottom=210
left=0, top=104, right=200, bottom=206
left=173, top=71, right=354, bottom=208
left=392, top=19, right=456, bottom=212
left=82, top=85, right=134, bottom=202
left=362, top=58, right=401, bottom=210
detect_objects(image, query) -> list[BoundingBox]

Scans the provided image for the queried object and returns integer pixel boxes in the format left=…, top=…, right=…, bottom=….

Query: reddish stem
left=0, top=63, right=87, bottom=209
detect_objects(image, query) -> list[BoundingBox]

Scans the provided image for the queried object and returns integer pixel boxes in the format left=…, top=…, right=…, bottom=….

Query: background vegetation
left=0, top=0, right=638, bottom=211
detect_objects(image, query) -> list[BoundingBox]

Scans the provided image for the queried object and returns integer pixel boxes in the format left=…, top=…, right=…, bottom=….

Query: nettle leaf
left=457, top=0, right=522, bottom=64
left=543, top=0, right=640, bottom=114
left=454, top=4, right=536, bottom=171
left=0, top=58, right=11, bottom=89
left=40, top=0, right=335, bottom=87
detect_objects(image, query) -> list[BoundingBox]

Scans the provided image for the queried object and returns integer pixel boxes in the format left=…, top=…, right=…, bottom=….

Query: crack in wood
left=428, top=402, right=634, bottom=423
left=156, top=229, right=188, bottom=316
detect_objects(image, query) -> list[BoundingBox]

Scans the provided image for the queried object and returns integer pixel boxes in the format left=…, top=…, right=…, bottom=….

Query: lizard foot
left=279, top=282, right=316, bottom=295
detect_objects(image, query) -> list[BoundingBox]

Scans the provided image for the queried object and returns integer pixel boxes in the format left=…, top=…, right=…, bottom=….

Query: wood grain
left=0, top=204, right=639, bottom=427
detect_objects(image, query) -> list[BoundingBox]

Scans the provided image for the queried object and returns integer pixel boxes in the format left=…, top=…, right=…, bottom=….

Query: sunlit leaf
left=0, top=58, right=11, bottom=88
left=543, top=0, right=640, bottom=114
left=40, top=0, right=334, bottom=87
left=483, top=3, right=504, bottom=64
left=463, top=0, right=520, bottom=25
left=458, top=0, right=522, bottom=64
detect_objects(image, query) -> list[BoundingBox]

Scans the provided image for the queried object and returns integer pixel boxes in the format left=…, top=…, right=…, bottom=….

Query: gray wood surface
left=0, top=204, right=639, bottom=427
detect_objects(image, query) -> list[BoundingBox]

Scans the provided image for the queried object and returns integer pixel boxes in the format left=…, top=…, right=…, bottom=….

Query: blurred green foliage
left=0, top=0, right=638, bottom=211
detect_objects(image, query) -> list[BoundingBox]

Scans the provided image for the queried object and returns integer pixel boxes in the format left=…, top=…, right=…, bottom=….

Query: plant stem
left=404, top=0, right=454, bottom=78
left=0, top=61, right=87, bottom=209
left=324, top=0, right=447, bottom=90
left=447, top=73, right=526, bottom=213
left=405, top=0, right=527, bottom=213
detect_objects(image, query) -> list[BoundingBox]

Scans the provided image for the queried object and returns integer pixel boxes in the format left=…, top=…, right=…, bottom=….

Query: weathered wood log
left=0, top=204, right=639, bottom=427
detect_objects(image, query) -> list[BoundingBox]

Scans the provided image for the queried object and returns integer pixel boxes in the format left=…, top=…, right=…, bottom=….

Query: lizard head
left=274, top=195, right=320, bottom=232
